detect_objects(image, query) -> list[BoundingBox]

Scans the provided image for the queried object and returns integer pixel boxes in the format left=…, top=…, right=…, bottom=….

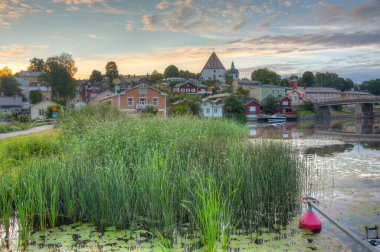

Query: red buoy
left=299, top=210, right=322, bottom=231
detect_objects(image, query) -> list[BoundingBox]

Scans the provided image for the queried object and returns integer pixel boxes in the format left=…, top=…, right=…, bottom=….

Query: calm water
left=1, top=119, right=379, bottom=251
left=250, top=119, right=380, bottom=251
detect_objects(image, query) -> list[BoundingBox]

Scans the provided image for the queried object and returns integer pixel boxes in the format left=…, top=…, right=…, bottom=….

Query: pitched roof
left=19, top=71, right=45, bottom=77
left=304, top=87, right=341, bottom=93
left=235, top=80, right=261, bottom=86
left=0, top=96, right=23, bottom=107
left=241, top=97, right=260, bottom=105
left=14, top=77, right=30, bottom=86
left=202, top=52, right=226, bottom=71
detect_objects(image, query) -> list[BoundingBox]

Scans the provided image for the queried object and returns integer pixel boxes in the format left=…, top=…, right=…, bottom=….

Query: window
left=214, top=108, right=217, bottom=113
left=127, top=97, right=134, bottom=106
left=181, top=88, right=185, bottom=92
left=38, top=109, right=44, bottom=116
left=249, top=106, right=256, bottom=112
left=186, top=88, right=190, bottom=92
left=191, top=88, right=196, bottom=92
left=139, top=87, right=147, bottom=94
left=283, top=101, right=289, bottom=106
left=206, top=108, right=210, bottom=114
left=152, top=98, right=158, bottom=106
left=219, top=75, right=221, bottom=77
left=139, top=98, right=147, bottom=107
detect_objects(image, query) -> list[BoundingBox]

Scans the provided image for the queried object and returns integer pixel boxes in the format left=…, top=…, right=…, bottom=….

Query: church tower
left=200, top=52, right=226, bottom=82
left=230, top=61, right=239, bottom=81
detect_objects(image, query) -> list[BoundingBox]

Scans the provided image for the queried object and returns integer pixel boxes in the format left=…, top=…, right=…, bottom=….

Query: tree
left=30, top=90, right=43, bottom=104
left=360, top=79, right=380, bottom=95
left=224, top=70, right=233, bottom=84
left=105, top=61, right=119, bottom=83
left=302, top=100, right=314, bottom=112
left=263, top=94, right=276, bottom=114
left=27, top=58, right=45, bottom=72
left=164, top=65, right=179, bottom=78
left=279, top=78, right=290, bottom=87
left=224, top=96, right=244, bottom=114
left=44, top=53, right=77, bottom=77
left=151, top=70, right=164, bottom=82
left=314, top=72, right=353, bottom=91
left=0, top=66, right=12, bottom=77
left=301, top=71, right=315, bottom=87
left=90, top=70, right=102, bottom=83
left=43, top=53, right=77, bottom=108
left=251, top=68, right=280, bottom=84
left=0, top=76, right=21, bottom=96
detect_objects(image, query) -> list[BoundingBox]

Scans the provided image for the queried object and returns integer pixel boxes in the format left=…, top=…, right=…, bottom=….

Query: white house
left=201, top=97, right=225, bottom=118
left=200, top=52, right=226, bottom=82
left=30, top=100, right=58, bottom=120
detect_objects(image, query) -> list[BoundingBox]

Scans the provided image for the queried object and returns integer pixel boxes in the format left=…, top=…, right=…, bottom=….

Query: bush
left=302, top=100, right=314, bottom=112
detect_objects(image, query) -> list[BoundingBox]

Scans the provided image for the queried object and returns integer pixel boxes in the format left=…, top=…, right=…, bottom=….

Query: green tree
left=105, top=61, right=119, bottom=83
left=184, top=95, right=201, bottom=115
left=43, top=53, right=77, bottom=108
left=44, top=53, right=77, bottom=77
left=0, top=76, right=21, bottom=96
left=263, top=94, right=276, bottom=114
left=0, top=66, right=12, bottom=77
left=302, top=100, right=314, bottom=112
left=164, top=65, right=179, bottom=78
left=151, top=70, right=164, bottom=82
left=224, top=70, right=233, bottom=84
left=251, top=68, right=280, bottom=84
left=302, top=71, right=315, bottom=87
left=27, top=58, right=45, bottom=71
left=224, top=96, right=244, bottom=114
left=29, top=90, right=43, bottom=104
left=89, top=70, right=102, bottom=83
left=279, top=78, right=290, bottom=87
left=168, top=103, right=191, bottom=115
left=360, top=79, right=380, bottom=95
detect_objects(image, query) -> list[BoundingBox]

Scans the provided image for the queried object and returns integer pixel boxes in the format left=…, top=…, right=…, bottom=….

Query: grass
left=0, top=104, right=307, bottom=251
left=0, top=121, right=32, bottom=134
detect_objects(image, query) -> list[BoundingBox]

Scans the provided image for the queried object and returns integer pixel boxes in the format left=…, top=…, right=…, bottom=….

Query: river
left=249, top=118, right=380, bottom=251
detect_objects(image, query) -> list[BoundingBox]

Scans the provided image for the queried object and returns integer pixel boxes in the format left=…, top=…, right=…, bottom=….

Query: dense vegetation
left=0, top=105, right=306, bottom=250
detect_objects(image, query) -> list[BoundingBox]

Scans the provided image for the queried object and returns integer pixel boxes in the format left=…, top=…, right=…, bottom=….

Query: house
left=200, top=52, right=226, bottom=82
left=15, top=76, right=52, bottom=101
left=213, top=82, right=231, bottom=92
left=79, top=81, right=103, bottom=102
left=232, top=80, right=261, bottom=94
left=275, top=96, right=293, bottom=114
left=303, top=87, right=341, bottom=103
left=0, top=96, right=23, bottom=114
left=341, top=90, right=374, bottom=100
left=100, top=84, right=167, bottom=117
left=172, top=82, right=211, bottom=95
left=201, top=97, right=225, bottom=118
left=245, top=84, right=287, bottom=102
left=19, top=71, right=45, bottom=85
left=89, top=90, right=114, bottom=104
left=30, top=100, right=58, bottom=120
left=242, top=98, right=261, bottom=119
left=286, top=88, right=306, bottom=105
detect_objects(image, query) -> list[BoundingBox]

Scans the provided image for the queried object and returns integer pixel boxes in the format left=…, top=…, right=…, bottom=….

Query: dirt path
left=0, top=125, right=55, bottom=140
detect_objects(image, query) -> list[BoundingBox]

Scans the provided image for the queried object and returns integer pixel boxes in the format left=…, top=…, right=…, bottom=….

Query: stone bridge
left=315, top=97, right=380, bottom=120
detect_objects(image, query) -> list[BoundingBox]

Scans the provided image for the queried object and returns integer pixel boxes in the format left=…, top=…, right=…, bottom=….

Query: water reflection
left=248, top=119, right=380, bottom=139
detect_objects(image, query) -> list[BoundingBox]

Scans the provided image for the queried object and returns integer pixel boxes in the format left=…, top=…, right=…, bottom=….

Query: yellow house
left=233, top=81, right=287, bottom=102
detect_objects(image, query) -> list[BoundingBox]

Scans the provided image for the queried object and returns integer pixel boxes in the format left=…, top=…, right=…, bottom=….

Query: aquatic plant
left=0, top=105, right=305, bottom=249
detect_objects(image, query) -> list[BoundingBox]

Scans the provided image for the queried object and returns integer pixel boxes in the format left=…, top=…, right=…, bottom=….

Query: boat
left=365, top=225, right=380, bottom=250
left=267, top=114, right=286, bottom=123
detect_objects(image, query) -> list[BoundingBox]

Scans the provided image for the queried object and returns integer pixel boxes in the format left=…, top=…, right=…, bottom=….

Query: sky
left=0, top=0, right=379, bottom=83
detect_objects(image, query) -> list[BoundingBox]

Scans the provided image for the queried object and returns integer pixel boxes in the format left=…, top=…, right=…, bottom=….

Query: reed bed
left=0, top=105, right=306, bottom=250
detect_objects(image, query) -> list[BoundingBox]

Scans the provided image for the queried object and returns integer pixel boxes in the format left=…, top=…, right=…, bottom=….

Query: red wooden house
left=275, top=96, right=297, bottom=116
left=243, top=98, right=261, bottom=119
left=172, top=82, right=211, bottom=95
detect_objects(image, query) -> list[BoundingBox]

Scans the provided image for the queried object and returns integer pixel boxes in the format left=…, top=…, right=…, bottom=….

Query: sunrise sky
left=0, top=0, right=379, bottom=82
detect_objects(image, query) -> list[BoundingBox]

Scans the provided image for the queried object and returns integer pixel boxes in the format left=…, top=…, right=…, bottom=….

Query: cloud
left=126, top=20, right=135, bottom=31
left=52, top=0, right=105, bottom=5
left=0, top=0, right=51, bottom=29
left=0, top=44, right=28, bottom=58
left=66, top=6, right=79, bottom=11
left=347, top=0, right=380, bottom=23
left=88, top=34, right=109, bottom=40
left=156, top=0, right=169, bottom=10
left=143, top=15, right=158, bottom=30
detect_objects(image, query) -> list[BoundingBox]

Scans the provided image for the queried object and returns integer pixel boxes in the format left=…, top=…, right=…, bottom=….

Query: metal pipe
left=308, top=201, right=377, bottom=252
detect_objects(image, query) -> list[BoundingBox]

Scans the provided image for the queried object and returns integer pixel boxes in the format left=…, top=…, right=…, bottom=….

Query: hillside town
left=0, top=52, right=378, bottom=125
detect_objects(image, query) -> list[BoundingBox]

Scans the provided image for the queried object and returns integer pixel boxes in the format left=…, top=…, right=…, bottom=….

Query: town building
left=15, top=72, right=52, bottom=101
left=100, top=84, right=167, bottom=117
left=200, top=93, right=229, bottom=118
left=0, top=96, right=23, bottom=114
left=200, top=52, right=226, bottom=82
left=303, top=87, right=341, bottom=103
left=286, top=88, right=306, bottom=105
left=341, top=90, right=374, bottom=100
left=232, top=80, right=261, bottom=94
left=246, top=84, right=287, bottom=102
left=172, top=82, right=211, bottom=95
left=19, top=71, right=45, bottom=85
left=30, top=100, right=58, bottom=120
left=242, top=98, right=261, bottom=119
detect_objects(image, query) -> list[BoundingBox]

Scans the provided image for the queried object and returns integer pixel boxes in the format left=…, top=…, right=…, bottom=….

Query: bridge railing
left=316, top=97, right=380, bottom=106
